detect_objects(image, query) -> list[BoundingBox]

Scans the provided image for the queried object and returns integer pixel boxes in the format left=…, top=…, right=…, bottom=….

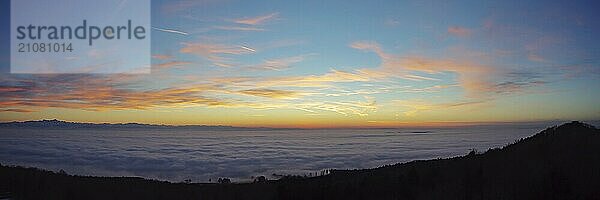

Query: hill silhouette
left=0, top=119, right=287, bottom=131
left=1, top=121, right=599, bottom=200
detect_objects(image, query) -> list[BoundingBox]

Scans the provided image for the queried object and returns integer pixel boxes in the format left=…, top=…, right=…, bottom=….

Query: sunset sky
left=0, top=0, right=599, bottom=128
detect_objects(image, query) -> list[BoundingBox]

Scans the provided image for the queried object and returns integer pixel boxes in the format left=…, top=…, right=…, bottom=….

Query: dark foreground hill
left=1, top=121, right=599, bottom=200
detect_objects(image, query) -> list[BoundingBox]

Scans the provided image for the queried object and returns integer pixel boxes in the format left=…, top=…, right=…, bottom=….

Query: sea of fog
left=0, top=122, right=582, bottom=182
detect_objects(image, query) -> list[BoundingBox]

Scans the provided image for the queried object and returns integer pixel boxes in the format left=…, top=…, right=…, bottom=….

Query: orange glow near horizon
left=1, top=1, right=599, bottom=127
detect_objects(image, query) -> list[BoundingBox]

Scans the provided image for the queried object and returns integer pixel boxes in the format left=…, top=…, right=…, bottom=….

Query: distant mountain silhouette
left=1, top=121, right=599, bottom=200
left=0, top=119, right=284, bottom=130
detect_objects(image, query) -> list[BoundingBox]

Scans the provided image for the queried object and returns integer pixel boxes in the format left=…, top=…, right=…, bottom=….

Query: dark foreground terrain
left=1, top=121, right=599, bottom=200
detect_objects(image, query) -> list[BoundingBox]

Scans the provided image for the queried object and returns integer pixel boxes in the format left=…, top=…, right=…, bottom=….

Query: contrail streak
left=239, top=45, right=256, bottom=52
left=151, top=26, right=189, bottom=35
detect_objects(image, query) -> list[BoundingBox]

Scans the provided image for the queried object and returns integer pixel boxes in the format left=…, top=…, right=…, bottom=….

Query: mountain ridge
left=0, top=119, right=288, bottom=130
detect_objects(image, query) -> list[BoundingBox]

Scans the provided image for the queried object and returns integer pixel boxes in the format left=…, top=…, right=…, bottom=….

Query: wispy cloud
left=403, top=84, right=459, bottom=93
left=213, top=13, right=279, bottom=32
left=214, top=26, right=265, bottom=32
left=349, top=40, right=552, bottom=98
left=153, top=61, right=192, bottom=69
left=233, top=13, right=279, bottom=25
left=248, top=55, right=307, bottom=71
left=448, top=26, right=471, bottom=37
left=393, top=99, right=487, bottom=117
left=0, top=75, right=235, bottom=111
left=152, top=54, right=174, bottom=60
left=239, top=45, right=257, bottom=52
left=238, top=89, right=301, bottom=99
left=524, top=36, right=562, bottom=63
left=179, top=42, right=255, bottom=67
left=493, top=81, right=546, bottom=94
left=527, top=54, right=547, bottom=63
left=385, top=18, right=401, bottom=27
left=0, top=37, right=548, bottom=119
left=244, top=69, right=373, bottom=88
left=402, top=74, right=440, bottom=81
left=294, top=97, right=377, bottom=116
left=350, top=41, right=495, bottom=96
left=152, top=26, right=189, bottom=35
left=0, top=73, right=383, bottom=117
left=180, top=43, right=254, bottom=56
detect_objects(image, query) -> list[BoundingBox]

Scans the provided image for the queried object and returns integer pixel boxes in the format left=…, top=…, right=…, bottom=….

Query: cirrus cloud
left=233, top=13, right=279, bottom=25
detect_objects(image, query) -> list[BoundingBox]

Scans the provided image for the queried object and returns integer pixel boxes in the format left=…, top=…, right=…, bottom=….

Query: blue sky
left=0, top=0, right=599, bottom=127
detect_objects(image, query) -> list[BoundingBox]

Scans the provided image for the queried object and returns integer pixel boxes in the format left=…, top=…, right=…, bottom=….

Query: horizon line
left=2, top=118, right=598, bottom=129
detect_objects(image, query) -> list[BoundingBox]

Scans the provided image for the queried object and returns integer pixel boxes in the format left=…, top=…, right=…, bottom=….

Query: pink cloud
left=527, top=54, right=547, bottom=63
left=152, top=54, right=174, bottom=60
left=448, top=26, right=472, bottom=37
left=350, top=41, right=496, bottom=97
left=233, top=13, right=279, bottom=25
left=153, top=61, right=192, bottom=69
